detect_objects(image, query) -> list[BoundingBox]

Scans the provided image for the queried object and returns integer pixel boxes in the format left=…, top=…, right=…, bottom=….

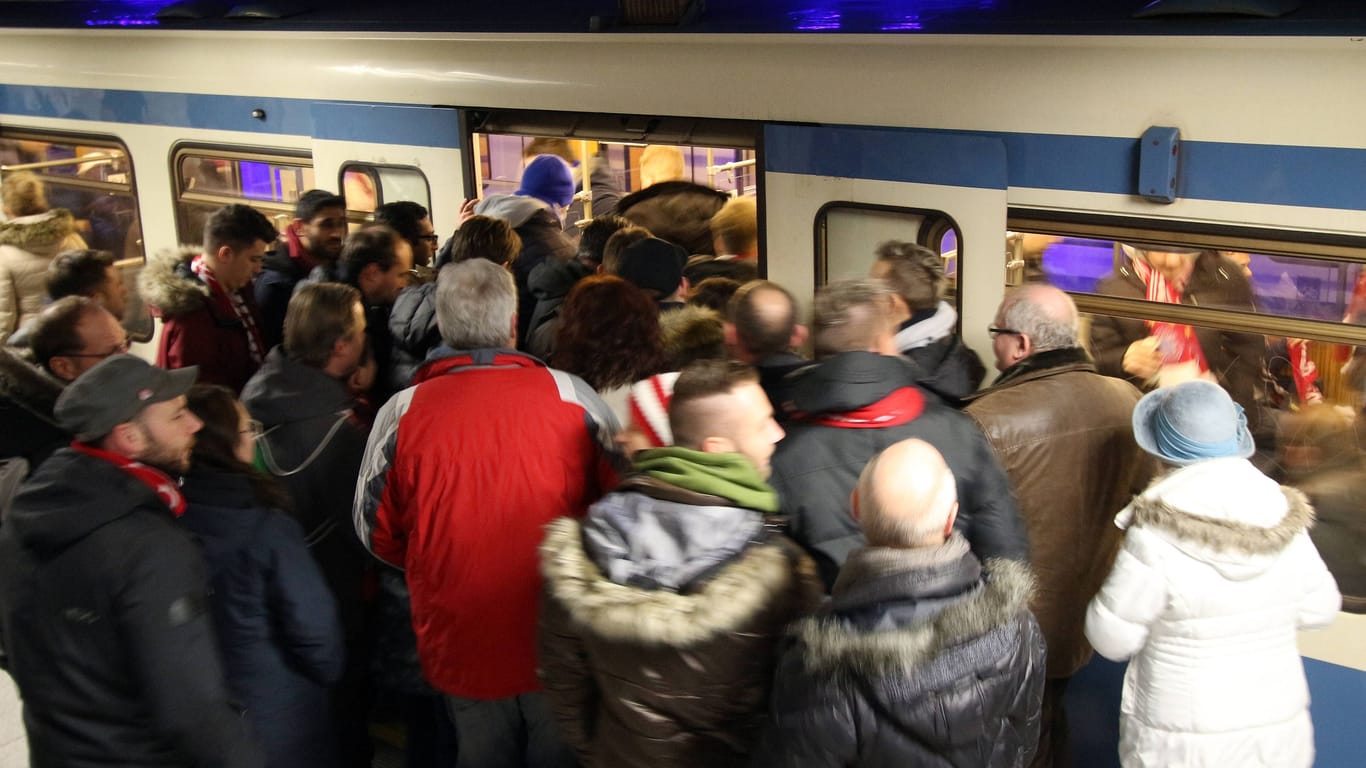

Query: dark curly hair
left=552, top=275, right=667, bottom=391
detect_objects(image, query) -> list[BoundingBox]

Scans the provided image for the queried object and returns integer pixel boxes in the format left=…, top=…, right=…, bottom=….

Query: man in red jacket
left=353, top=257, right=623, bottom=768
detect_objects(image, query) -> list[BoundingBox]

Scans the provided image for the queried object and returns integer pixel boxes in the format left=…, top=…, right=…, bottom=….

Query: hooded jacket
left=616, top=181, right=729, bottom=257
left=0, top=345, right=67, bottom=470
left=253, top=241, right=310, bottom=352
left=0, top=209, right=86, bottom=338
left=0, top=448, right=264, bottom=768
left=525, top=256, right=592, bottom=361
left=387, top=282, right=440, bottom=391
left=964, top=347, right=1156, bottom=678
left=538, top=456, right=823, bottom=768
left=770, top=351, right=1028, bottom=589
left=754, top=541, right=1045, bottom=768
left=474, top=194, right=576, bottom=345
left=181, top=469, right=345, bottom=768
left=1085, top=459, right=1341, bottom=768
left=140, top=246, right=263, bottom=393
left=894, top=301, right=987, bottom=405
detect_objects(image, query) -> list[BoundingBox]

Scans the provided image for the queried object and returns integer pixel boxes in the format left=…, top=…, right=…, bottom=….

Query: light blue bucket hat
left=1132, top=380, right=1255, bottom=466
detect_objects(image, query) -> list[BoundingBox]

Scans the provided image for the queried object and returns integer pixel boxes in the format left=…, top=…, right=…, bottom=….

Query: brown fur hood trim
left=1130, top=487, right=1314, bottom=556
left=0, top=209, right=75, bottom=251
left=540, top=516, right=798, bottom=646
left=0, top=346, right=62, bottom=425
left=138, top=245, right=207, bottom=318
left=796, top=559, right=1034, bottom=676
left=659, top=304, right=724, bottom=368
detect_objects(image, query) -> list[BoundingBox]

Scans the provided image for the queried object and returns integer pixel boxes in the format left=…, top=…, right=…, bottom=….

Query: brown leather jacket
left=964, top=347, right=1156, bottom=678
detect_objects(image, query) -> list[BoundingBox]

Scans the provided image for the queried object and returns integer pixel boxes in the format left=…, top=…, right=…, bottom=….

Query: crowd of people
left=0, top=154, right=1346, bottom=768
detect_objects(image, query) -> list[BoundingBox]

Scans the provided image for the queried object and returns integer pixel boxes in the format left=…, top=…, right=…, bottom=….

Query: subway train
left=2, top=0, right=1365, bottom=764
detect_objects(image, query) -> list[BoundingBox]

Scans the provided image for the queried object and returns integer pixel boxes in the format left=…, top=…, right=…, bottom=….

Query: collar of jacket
left=411, top=347, right=542, bottom=384
left=540, top=515, right=800, bottom=645
left=0, top=345, right=64, bottom=427
left=979, top=346, right=1094, bottom=391
left=795, top=556, right=1035, bottom=676
left=0, top=209, right=75, bottom=250
left=1127, top=484, right=1314, bottom=557
left=788, top=351, right=920, bottom=415
left=633, top=446, right=779, bottom=513
left=789, top=384, right=925, bottom=430
left=894, top=301, right=957, bottom=352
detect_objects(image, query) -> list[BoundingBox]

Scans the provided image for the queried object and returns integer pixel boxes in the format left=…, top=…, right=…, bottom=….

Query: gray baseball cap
left=55, top=355, right=199, bottom=441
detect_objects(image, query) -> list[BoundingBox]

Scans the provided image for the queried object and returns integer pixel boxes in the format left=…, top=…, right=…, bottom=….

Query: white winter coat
left=0, top=209, right=86, bottom=339
left=1085, top=458, right=1341, bottom=768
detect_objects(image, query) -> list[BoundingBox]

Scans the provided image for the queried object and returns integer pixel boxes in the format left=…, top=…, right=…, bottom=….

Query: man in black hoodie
left=0, top=355, right=264, bottom=767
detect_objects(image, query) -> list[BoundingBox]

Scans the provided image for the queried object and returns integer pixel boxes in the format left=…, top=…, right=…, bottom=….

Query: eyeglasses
left=988, top=327, right=1024, bottom=338
left=58, top=337, right=132, bottom=358
left=418, top=234, right=440, bottom=244
left=239, top=419, right=264, bottom=440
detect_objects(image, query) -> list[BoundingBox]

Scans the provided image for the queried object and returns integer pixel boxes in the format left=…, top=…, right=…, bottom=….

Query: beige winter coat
left=0, top=209, right=87, bottom=338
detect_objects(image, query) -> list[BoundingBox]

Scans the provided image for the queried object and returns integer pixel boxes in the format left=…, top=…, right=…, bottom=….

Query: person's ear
left=509, top=313, right=519, bottom=348
left=47, top=356, right=78, bottom=382
left=850, top=487, right=861, bottom=521
left=790, top=323, right=809, bottom=352
left=215, top=244, right=236, bottom=263
left=108, top=421, right=145, bottom=457
left=942, top=501, right=960, bottom=537
left=699, top=435, right=735, bottom=455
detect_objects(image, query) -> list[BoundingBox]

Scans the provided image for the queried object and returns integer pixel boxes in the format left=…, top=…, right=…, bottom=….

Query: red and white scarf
left=70, top=441, right=187, bottom=516
left=192, top=254, right=264, bottom=365
left=1129, top=255, right=1208, bottom=373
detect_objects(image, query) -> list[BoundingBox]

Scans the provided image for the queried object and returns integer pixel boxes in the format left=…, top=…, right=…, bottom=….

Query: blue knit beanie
left=517, top=155, right=575, bottom=208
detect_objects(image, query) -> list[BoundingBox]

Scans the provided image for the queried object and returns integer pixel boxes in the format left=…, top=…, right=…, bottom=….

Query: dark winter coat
left=564, top=155, right=623, bottom=232
left=964, top=347, right=1155, bottom=678
left=0, top=345, right=67, bottom=471
left=770, top=351, right=1028, bottom=589
left=755, top=352, right=809, bottom=422
left=141, top=246, right=263, bottom=394
left=180, top=469, right=345, bottom=768
left=616, top=181, right=730, bottom=256
left=525, top=257, right=593, bottom=361
left=387, top=282, right=440, bottom=392
left=473, top=194, right=576, bottom=346
left=892, top=302, right=986, bottom=405
left=0, top=448, right=264, bottom=768
left=754, top=544, right=1046, bottom=767
left=253, top=243, right=310, bottom=352
left=538, top=477, right=824, bottom=768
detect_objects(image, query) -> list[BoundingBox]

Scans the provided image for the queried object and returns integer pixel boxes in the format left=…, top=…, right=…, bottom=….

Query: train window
left=340, top=163, right=432, bottom=231
left=816, top=203, right=962, bottom=304
left=0, top=130, right=144, bottom=263
left=171, top=145, right=313, bottom=247
left=1012, top=219, right=1366, bottom=608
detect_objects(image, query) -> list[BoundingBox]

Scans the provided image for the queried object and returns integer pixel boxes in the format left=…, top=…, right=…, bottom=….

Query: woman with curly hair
left=553, top=274, right=667, bottom=426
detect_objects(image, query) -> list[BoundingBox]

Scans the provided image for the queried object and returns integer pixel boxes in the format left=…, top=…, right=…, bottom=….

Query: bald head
left=855, top=439, right=958, bottom=548
left=727, top=280, right=800, bottom=361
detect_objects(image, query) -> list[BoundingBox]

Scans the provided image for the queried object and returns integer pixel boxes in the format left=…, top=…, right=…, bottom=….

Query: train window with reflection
left=816, top=203, right=962, bottom=304
left=0, top=130, right=144, bottom=263
left=172, top=145, right=313, bottom=248
left=1011, top=223, right=1366, bottom=611
left=340, top=163, right=432, bottom=232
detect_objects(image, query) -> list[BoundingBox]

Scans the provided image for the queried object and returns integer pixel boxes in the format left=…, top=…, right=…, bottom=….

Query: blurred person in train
left=686, top=275, right=741, bottom=313
left=376, top=199, right=439, bottom=274
left=871, top=240, right=986, bottom=404
left=142, top=203, right=275, bottom=393
left=5, top=246, right=128, bottom=350
left=240, top=282, right=374, bottom=767
left=552, top=274, right=668, bottom=426
left=616, top=145, right=730, bottom=256
left=0, top=354, right=267, bottom=768
left=0, top=170, right=88, bottom=342
left=538, top=358, right=822, bottom=768
left=255, top=189, right=346, bottom=349
left=354, top=258, right=623, bottom=768
left=754, top=438, right=1045, bottom=768
left=613, top=236, right=690, bottom=311
left=336, top=225, right=413, bottom=405
left=1085, top=380, right=1340, bottom=768
left=684, top=195, right=760, bottom=285
left=769, top=278, right=1027, bottom=590
left=963, top=284, right=1155, bottom=768
left=390, top=214, right=521, bottom=389
left=526, top=214, right=631, bottom=360
left=522, top=137, right=623, bottom=234
left=1089, top=243, right=1265, bottom=437
left=181, top=383, right=345, bottom=768
left=723, top=279, right=810, bottom=420
left=0, top=296, right=126, bottom=472
left=474, top=153, right=576, bottom=347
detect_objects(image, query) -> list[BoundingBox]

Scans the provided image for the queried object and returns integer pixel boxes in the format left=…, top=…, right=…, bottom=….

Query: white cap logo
left=138, top=388, right=153, bottom=401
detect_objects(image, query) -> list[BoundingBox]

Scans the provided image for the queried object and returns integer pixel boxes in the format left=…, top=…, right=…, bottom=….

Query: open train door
left=762, top=124, right=1008, bottom=357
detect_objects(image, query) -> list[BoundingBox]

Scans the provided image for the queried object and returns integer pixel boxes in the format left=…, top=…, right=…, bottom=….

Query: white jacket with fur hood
left=0, top=209, right=86, bottom=339
left=1085, top=457, right=1341, bottom=768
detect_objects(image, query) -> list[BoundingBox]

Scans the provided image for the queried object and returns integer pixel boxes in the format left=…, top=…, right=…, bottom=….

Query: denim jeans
left=444, top=692, right=575, bottom=768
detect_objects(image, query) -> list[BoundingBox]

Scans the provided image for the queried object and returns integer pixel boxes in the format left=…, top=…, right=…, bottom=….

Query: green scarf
left=633, top=447, right=780, bottom=513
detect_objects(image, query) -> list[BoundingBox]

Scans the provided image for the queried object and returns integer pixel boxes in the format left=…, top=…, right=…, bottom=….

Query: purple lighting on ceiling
left=791, top=6, right=842, bottom=31
left=880, top=14, right=923, bottom=30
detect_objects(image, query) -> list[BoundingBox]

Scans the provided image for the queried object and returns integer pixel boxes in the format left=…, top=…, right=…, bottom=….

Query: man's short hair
left=874, top=241, right=947, bottom=311
left=710, top=196, right=758, bottom=256
left=30, top=296, right=100, bottom=373
left=668, top=359, right=759, bottom=450
left=2, top=170, right=48, bottom=217
left=47, top=249, right=115, bottom=300
left=204, top=204, right=278, bottom=255
left=601, top=226, right=653, bottom=275
left=374, top=201, right=430, bottom=246
left=436, top=259, right=516, bottom=350
left=295, top=189, right=346, bottom=221
left=448, top=215, right=522, bottom=267
left=338, top=226, right=400, bottom=287
left=811, top=279, right=894, bottom=359
left=999, top=285, right=1080, bottom=353
left=523, top=137, right=577, bottom=165
left=639, top=145, right=685, bottom=185
left=728, top=280, right=798, bottom=359
left=576, top=215, right=631, bottom=267
left=283, top=283, right=362, bottom=368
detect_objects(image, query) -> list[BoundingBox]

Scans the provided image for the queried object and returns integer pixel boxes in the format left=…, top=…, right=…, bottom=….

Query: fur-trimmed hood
left=796, top=557, right=1034, bottom=676
left=0, top=209, right=76, bottom=254
left=0, top=345, right=63, bottom=426
left=660, top=304, right=724, bottom=369
left=138, top=245, right=207, bottom=318
left=541, top=515, right=799, bottom=646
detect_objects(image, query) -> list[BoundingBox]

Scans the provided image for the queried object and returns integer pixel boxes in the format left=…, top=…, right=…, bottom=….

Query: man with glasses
left=0, top=297, right=127, bottom=471
left=965, top=284, right=1154, bottom=768
left=375, top=200, right=439, bottom=274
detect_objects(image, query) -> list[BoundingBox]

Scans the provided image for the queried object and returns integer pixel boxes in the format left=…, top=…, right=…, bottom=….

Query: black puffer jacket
left=0, top=448, right=263, bottom=768
left=526, top=257, right=592, bottom=361
left=770, top=352, right=1028, bottom=589
left=616, top=181, right=729, bottom=256
left=0, top=345, right=67, bottom=470
left=754, top=544, right=1045, bottom=767
left=474, top=194, right=576, bottom=346
left=387, top=282, right=440, bottom=392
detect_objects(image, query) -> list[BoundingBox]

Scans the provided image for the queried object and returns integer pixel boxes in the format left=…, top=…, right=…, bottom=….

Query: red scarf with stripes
left=192, top=254, right=264, bottom=365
